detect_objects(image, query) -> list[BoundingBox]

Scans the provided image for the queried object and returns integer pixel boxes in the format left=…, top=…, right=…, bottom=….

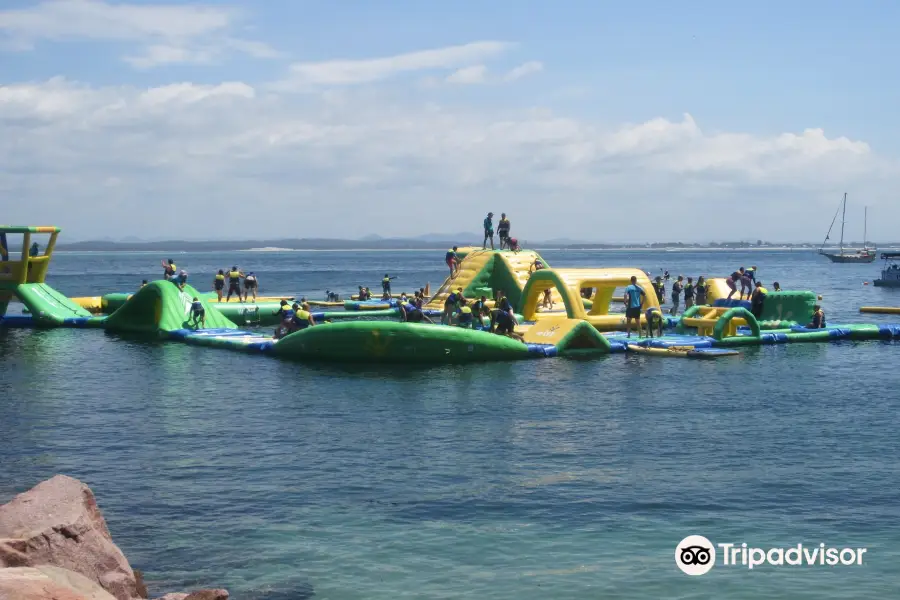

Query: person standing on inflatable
left=623, top=275, right=646, bottom=338
left=483, top=212, right=495, bottom=250
left=445, top=246, right=459, bottom=278
left=498, top=213, right=511, bottom=249
left=226, top=266, right=244, bottom=302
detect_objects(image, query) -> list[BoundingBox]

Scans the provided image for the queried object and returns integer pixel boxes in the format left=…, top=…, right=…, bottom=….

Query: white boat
left=874, top=253, right=900, bottom=288
left=818, top=193, right=876, bottom=263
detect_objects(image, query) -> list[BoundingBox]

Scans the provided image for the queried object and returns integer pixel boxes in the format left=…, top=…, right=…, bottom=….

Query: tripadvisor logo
left=675, top=536, right=867, bottom=575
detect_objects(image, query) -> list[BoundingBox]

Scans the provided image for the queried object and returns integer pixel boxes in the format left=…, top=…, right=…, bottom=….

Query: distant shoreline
left=48, top=246, right=898, bottom=254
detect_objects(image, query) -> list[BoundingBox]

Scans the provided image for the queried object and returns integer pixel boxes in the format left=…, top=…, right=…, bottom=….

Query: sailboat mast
left=864, top=206, right=868, bottom=249
left=839, top=192, right=847, bottom=253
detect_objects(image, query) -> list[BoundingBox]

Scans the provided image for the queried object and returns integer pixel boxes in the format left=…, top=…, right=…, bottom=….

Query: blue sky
left=1, top=0, right=898, bottom=242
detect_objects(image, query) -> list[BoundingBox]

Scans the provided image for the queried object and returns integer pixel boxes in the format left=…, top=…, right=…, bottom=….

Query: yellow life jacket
left=758, top=286, right=768, bottom=294
left=215, top=274, right=225, bottom=281
left=229, top=270, right=240, bottom=280
left=460, top=306, right=472, bottom=314
left=297, top=310, right=310, bottom=319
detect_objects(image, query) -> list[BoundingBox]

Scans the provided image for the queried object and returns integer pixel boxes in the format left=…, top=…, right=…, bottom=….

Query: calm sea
left=2, top=249, right=899, bottom=599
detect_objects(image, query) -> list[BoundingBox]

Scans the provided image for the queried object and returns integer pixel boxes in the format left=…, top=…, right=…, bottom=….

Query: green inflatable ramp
left=9, top=283, right=92, bottom=325
left=104, top=281, right=237, bottom=334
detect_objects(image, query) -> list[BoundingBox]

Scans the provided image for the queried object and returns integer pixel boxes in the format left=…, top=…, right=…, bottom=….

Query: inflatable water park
left=2, top=225, right=900, bottom=364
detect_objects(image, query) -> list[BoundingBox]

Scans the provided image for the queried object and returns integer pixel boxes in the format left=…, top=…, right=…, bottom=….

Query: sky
left=2, top=0, right=899, bottom=243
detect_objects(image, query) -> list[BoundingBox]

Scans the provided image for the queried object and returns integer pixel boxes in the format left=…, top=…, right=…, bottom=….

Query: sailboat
left=818, top=193, right=876, bottom=263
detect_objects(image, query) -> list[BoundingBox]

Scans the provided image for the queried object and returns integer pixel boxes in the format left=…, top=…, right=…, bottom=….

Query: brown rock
left=183, top=591, right=228, bottom=600
left=0, top=565, right=118, bottom=600
left=0, top=476, right=141, bottom=600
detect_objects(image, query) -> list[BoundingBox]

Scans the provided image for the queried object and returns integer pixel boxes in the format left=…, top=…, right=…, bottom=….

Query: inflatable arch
left=520, top=268, right=660, bottom=331
left=713, top=307, right=760, bottom=340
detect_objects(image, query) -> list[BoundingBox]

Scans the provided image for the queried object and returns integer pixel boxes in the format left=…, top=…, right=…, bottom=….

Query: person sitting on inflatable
left=507, top=238, right=521, bottom=253
left=492, top=307, right=524, bottom=341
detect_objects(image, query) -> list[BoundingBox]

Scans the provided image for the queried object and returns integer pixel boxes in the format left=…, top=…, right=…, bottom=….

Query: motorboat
left=874, top=253, right=900, bottom=287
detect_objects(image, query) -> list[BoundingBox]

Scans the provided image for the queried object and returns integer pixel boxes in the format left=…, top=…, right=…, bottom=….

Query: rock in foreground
left=1, top=476, right=230, bottom=600
left=0, top=565, right=118, bottom=600
left=0, top=475, right=141, bottom=600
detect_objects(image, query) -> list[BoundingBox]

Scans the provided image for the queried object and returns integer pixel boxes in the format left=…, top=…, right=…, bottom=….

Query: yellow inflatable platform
left=860, top=306, right=900, bottom=315
left=520, top=268, right=660, bottom=331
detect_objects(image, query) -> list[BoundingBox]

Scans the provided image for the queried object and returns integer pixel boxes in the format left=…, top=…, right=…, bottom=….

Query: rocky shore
left=0, top=475, right=227, bottom=600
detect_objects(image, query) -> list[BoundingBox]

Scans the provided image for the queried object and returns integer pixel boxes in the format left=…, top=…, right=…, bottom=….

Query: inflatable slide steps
left=426, top=250, right=495, bottom=310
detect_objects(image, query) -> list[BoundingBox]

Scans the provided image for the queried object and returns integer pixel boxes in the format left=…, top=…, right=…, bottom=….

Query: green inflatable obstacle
left=9, top=283, right=93, bottom=326
left=273, top=321, right=535, bottom=364
left=104, top=281, right=236, bottom=334
left=759, top=291, right=816, bottom=328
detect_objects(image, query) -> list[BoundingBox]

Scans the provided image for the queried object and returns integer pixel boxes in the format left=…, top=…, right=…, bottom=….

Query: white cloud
left=277, top=41, right=509, bottom=88
left=503, top=61, right=543, bottom=82
left=0, top=77, right=895, bottom=242
left=446, top=65, right=488, bottom=84
left=0, top=0, right=279, bottom=68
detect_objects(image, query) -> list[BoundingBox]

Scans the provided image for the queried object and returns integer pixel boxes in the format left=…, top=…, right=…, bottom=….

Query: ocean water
left=2, top=249, right=900, bottom=599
